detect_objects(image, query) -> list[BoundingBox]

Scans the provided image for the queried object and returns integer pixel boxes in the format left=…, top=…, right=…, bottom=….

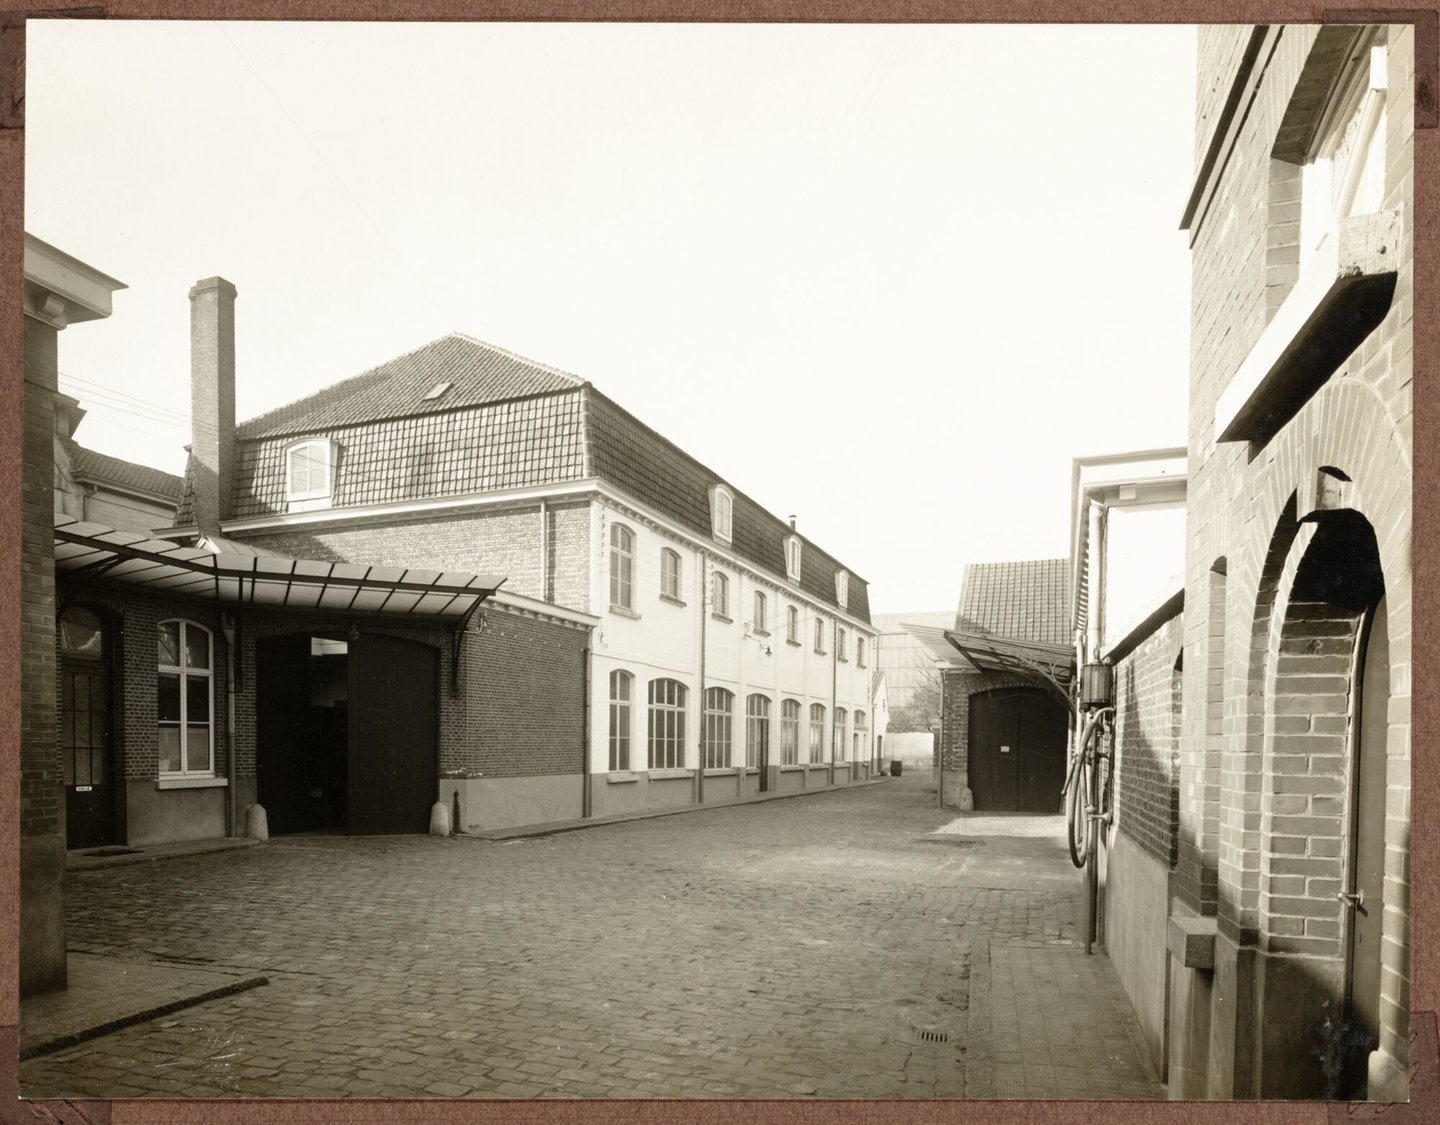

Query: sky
left=25, top=21, right=1196, bottom=615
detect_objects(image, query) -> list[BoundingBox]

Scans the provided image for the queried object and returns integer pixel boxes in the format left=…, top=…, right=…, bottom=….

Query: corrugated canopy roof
left=945, top=629, right=1075, bottom=684
left=55, top=516, right=505, bottom=622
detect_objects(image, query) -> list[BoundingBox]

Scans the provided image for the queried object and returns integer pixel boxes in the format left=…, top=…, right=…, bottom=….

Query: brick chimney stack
left=189, top=277, right=237, bottom=534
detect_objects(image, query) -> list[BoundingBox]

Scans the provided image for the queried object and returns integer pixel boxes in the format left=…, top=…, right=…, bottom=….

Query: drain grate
left=918, top=1029, right=949, bottom=1044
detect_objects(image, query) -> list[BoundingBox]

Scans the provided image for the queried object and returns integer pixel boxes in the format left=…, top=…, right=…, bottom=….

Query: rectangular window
left=814, top=617, right=826, bottom=654
left=608, top=670, right=632, bottom=771
left=809, top=703, right=826, bottom=764
left=857, top=636, right=867, bottom=667
left=837, top=627, right=847, bottom=661
left=787, top=605, right=799, bottom=644
left=647, top=679, right=687, bottom=770
left=746, top=694, right=771, bottom=769
left=158, top=620, right=213, bottom=778
left=661, top=549, right=682, bottom=601
left=713, top=571, right=730, bottom=619
left=781, top=699, right=801, bottom=766
left=753, top=590, right=767, bottom=633
left=609, top=524, right=634, bottom=611
left=703, top=688, right=734, bottom=769
left=833, top=707, right=848, bottom=762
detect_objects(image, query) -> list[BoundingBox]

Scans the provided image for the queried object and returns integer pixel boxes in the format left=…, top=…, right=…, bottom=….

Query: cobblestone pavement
left=20, top=775, right=1162, bottom=1100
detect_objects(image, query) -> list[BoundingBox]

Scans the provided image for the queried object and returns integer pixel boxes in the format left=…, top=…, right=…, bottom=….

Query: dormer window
left=423, top=381, right=453, bottom=401
left=285, top=438, right=334, bottom=510
left=835, top=570, right=850, bottom=610
left=710, top=485, right=734, bottom=545
left=785, top=536, right=802, bottom=583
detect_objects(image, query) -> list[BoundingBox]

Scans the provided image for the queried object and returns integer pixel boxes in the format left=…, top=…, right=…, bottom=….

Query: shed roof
left=63, top=439, right=183, bottom=501
left=956, top=558, right=1071, bottom=647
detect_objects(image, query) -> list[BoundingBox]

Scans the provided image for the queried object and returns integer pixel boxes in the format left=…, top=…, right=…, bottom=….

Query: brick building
left=1097, top=23, right=1413, bottom=1102
left=52, top=393, right=183, bottom=533
left=908, top=559, right=1073, bottom=813
left=161, top=285, right=878, bottom=830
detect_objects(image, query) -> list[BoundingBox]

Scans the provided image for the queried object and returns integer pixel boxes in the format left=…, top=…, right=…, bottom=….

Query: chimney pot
left=789, top=515, right=797, bottom=530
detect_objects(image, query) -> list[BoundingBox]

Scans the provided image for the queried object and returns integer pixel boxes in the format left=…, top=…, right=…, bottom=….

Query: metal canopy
left=54, top=515, right=506, bottom=623
left=944, top=629, right=1075, bottom=685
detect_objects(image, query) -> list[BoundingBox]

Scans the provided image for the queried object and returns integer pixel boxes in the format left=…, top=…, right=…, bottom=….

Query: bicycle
left=1062, top=704, right=1114, bottom=870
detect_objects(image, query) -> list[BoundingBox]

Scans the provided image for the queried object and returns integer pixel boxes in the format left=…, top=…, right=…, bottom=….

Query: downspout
left=221, top=612, right=238, bottom=837
left=581, top=627, right=592, bottom=819
left=696, top=552, right=707, bottom=805
left=830, top=617, right=838, bottom=785
left=539, top=498, right=549, bottom=602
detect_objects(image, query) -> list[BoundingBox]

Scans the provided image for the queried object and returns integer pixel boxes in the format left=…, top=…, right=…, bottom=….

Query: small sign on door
left=999, top=746, right=1011, bottom=754
left=75, top=785, right=93, bottom=792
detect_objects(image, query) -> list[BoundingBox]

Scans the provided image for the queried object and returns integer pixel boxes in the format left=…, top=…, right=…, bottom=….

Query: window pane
left=158, top=673, right=181, bottom=722
left=158, top=621, right=181, bottom=667
left=186, top=726, right=211, bottom=773
left=159, top=725, right=182, bottom=772
left=91, top=738, right=107, bottom=785
left=186, top=676, right=211, bottom=723
left=74, top=673, right=90, bottom=713
left=60, top=609, right=104, bottom=659
left=74, top=741, right=91, bottom=786
left=185, top=625, right=210, bottom=670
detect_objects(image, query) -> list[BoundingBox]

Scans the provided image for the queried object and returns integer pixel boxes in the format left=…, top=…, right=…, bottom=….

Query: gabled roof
left=62, top=439, right=184, bottom=501
left=237, top=334, right=584, bottom=440
left=956, top=558, right=1071, bottom=647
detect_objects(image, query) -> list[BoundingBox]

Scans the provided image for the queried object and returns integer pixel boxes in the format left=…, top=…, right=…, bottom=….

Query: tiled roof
left=955, top=558, right=1071, bottom=647
left=63, top=439, right=184, bottom=500
left=237, top=334, right=583, bottom=440
left=586, top=388, right=870, bottom=623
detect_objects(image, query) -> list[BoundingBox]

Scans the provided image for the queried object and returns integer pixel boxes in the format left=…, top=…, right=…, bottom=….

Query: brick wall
left=22, top=320, right=60, bottom=838
left=1112, top=613, right=1183, bottom=868
left=939, top=669, right=1040, bottom=776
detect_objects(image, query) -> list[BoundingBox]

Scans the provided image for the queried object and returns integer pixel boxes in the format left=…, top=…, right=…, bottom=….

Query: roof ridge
left=445, top=332, right=586, bottom=387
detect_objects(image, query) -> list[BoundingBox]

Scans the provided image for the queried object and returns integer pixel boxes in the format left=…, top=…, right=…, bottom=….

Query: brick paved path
left=20, top=776, right=1162, bottom=1100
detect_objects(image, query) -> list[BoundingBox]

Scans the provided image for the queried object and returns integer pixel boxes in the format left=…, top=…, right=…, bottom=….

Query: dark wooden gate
left=968, top=687, right=1067, bottom=813
left=347, top=634, right=439, bottom=835
left=256, top=633, right=314, bottom=836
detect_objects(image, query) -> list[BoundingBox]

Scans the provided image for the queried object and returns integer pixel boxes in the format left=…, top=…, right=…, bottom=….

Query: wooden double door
left=257, top=632, right=439, bottom=836
left=967, top=687, right=1067, bottom=813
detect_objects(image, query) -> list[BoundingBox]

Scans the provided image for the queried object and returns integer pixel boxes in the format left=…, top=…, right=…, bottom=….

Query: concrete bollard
left=429, top=800, right=452, bottom=837
left=245, top=803, right=269, bottom=841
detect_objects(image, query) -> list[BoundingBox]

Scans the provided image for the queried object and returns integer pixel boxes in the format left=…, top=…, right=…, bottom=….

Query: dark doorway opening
left=59, top=607, right=118, bottom=850
left=968, top=687, right=1068, bottom=813
left=257, top=632, right=439, bottom=836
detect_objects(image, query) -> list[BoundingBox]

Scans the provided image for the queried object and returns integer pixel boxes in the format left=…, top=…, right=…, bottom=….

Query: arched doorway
left=967, top=687, right=1068, bottom=812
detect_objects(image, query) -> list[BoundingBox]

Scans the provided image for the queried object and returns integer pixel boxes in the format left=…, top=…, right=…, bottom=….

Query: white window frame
left=713, top=570, right=730, bottom=619
left=785, top=535, right=802, bottom=583
left=710, top=485, right=734, bottom=545
left=835, top=569, right=850, bottom=610
left=703, top=687, right=734, bottom=769
left=609, top=669, right=633, bottom=771
left=746, top=693, right=771, bottom=769
left=647, top=678, right=688, bottom=770
left=285, top=437, right=335, bottom=508
left=814, top=616, right=826, bottom=654
left=781, top=699, right=801, bottom=766
left=857, top=635, right=867, bottom=668
left=833, top=707, right=848, bottom=762
left=787, top=605, right=800, bottom=645
left=609, top=523, right=635, bottom=611
left=808, top=703, right=826, bottom=764
left=753, top=590, right=768, bottom=633
left=660, top=548, right=683, bottom=602
left=853, top=710, right=867, bottom=762
left=837, top=626, right=848, bottom=661
left=158, top=619, right=214, bottom=779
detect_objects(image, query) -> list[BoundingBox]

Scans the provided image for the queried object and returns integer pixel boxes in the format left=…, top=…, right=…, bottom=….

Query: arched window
left=712, top=571, right=730, bottom=619
left=814, top=616, right=826, bottom=654
left=837, top=627, right=848, bottom=660
left=647, top=678, right=687, bottom=770
left=703, top=687, right=734, bottom=769
left=809, top=703, right=826, bottom=764
left=780, top=699, right=801, bottom=765
left=853, top=709, right=867, bottom=762
left=857, top=636, right=867, bottom=668
left=660, top=548, right=682, bottom=602
left=285, top=438, right=334, bottom=508
left=59, top=606, right=104, bottom=660
left=746, top=694, right=771, bottom=768
left=710, top=485, right=734, bottom=543
left=753, top=590, right=768, bottom=633
left=787, top=605, right=799, bottom=645
left=785, top=536, right=802, bottom=583
left=609, top=670, right=633, bottom=771
left=158, top=619, right=213, bottom=777
left=609, top=523, right=634, bottom=611
left=833, top=707, right=848, bottom=762
left=835, top=570, right=850, bottom=609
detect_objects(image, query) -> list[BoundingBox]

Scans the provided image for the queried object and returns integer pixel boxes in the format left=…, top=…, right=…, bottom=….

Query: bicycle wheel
left=1066, top=754, right=1089, bottom=868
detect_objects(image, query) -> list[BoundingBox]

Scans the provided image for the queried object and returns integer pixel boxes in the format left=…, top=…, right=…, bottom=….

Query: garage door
left=968, top=687, right=1067, bottom=813
left=348, top=634, right=440, bottom=835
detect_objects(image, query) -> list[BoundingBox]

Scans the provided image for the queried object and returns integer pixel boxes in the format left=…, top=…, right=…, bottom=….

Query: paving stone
left=18, top=777, right=1161, bottom=1101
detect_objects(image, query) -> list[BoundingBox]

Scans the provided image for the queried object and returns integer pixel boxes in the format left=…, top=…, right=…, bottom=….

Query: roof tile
left=955, top=558, right=1070, bottom=647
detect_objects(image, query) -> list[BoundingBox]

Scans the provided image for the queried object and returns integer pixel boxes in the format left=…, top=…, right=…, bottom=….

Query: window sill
left=711, top=613, right=732, bottom=624
left=659, top=593, right=687, bottom=608
left=780, top=764, right=806, bottom=772
left=606, top=772, right=640, bottom=785
left=286, top=496, right=333, bottom=514
left=837, top=656, right=849, bottom=664
left=813, top=650, right=826, bottom=657
left=752, top=627, right=770, bottom=638
left=609, top=604, right=641, bottom=620
left=157, top=776, right=228, bottom=790
left=743, top=768, right=760, bottom=775
left=648, top=768, right=692, bottom=780
left=703, top=767, right=736, bottom=777
left=1214, top=208, right=1400, bottom=445
left=786, top=638, right=802, bottom=648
